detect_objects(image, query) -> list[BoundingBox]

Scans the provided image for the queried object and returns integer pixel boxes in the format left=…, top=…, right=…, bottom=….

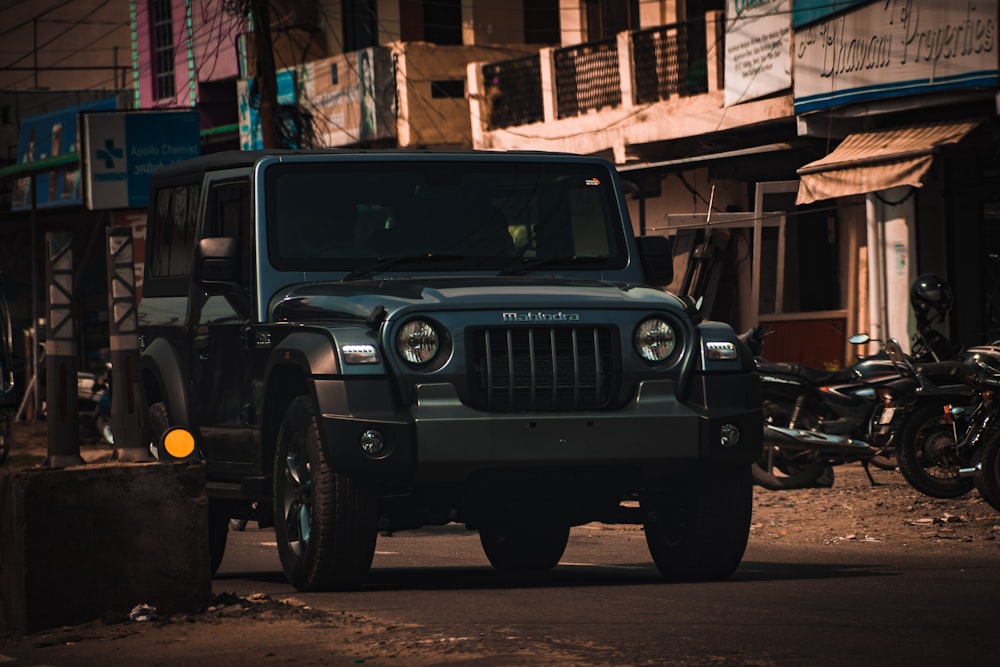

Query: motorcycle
left=78, top=360, right=113, bottom=447
left=743, top=326, right=888, bottom=490
left=960, top=357, right=1000, bottom=511
left=878, top=340, right=989, bottom=498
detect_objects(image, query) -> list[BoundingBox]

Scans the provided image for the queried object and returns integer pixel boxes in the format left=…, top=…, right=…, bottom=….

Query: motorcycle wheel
left=896, top=403, right=974, bottom=499
left=752, top=444, right=828, bottom=490
left=0, top=409, right=11, bottom=464
left=972, top=430, right=1000, bottom=512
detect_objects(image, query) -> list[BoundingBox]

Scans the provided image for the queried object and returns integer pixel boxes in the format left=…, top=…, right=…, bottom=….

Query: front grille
left=469, top=326, right=617, bottom=410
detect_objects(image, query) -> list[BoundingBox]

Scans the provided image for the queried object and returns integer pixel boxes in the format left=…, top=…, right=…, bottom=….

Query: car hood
left=269, top=276, right=686, bottom=323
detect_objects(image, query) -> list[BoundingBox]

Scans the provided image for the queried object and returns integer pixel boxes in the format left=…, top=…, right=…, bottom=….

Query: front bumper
left=314, top=377, right=761, bottom=485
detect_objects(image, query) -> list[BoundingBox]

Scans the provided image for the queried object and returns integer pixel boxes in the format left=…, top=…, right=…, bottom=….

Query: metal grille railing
left=632, top=18, right=708, bottom=104
left=469, top=326, right=616, bottom=411
left=554, top=38, right=622, bottom=119
left=481, top=55, right=544, bottom=130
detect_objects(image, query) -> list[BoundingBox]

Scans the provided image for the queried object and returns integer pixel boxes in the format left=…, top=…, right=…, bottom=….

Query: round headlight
left=396, top=319, right=440, bottom=365
left=635, top=318, right=675, bottom=362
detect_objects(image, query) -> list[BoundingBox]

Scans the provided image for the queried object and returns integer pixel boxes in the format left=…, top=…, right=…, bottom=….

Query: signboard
left=237, top=70, right=298, bottom=150
left=792, top=0, right=869, bottom=29
left=11, top=97, right=117, bottom=211
left=794, top=0, right=999, bottom=114
left=82, top=111, right=201, bottom=209
left=238, top=47, right=396, bottom=149
left=724, top=0, right=792, bottom=107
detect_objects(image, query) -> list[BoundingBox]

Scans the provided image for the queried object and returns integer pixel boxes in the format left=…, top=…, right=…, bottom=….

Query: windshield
left=265, top=159, right=628, bottom=274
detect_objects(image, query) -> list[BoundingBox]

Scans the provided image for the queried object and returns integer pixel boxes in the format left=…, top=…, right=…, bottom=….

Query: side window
left=203, top=180, right=251, bottom=286
left=150, top=183, right=201, bottom=279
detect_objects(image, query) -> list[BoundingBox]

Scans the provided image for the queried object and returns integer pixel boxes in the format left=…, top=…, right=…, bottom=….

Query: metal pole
left=44, top=231, right=83, bottom=468
left=106, top=227, right=151, bottom=461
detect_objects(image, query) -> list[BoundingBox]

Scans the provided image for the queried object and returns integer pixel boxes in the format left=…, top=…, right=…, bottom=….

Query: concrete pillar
left=44, top=232, right=83, bottom=468
left=106, top=227, right=152, bottom=462
left=540, top=47, right=557, bottom=122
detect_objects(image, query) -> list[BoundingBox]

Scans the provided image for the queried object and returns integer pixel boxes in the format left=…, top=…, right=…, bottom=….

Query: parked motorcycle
left=874, top=337, right=981, bottom=498
left=963, top=357, right=1000, bottom=511
left=743, top=326, right=887, bottom=490
left=0, top=277, right=15, bottom=464
left=38, top=355, right=114, bottom=447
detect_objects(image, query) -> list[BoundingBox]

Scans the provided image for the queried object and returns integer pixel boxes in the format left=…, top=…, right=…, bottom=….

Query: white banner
left=794, top=0, right=999, bottom=114
left=724, top=0, right=793, bottom=107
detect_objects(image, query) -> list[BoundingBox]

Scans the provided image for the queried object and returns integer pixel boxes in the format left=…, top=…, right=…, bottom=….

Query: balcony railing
left=475, top=15, right=718, bottom=132
left=554, top=38, right=621, bottom=119
left=482, top=55, right=543, bottom=130
left=632, top=17, right=708, bottom=103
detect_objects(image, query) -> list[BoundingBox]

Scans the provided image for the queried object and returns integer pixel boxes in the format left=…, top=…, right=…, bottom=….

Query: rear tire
left=752, top=442, right=828, bottom=490
left=145, top=400, right=229, bottom=574
left=274, top=396, right=378, bottom=591
left=643, top=466, right=752, bottom=581
left=973, top=430, right=1000, bottom=512
left=479, top=524, right=570, bottom=572
left=896, top=403, right=974, bottom=498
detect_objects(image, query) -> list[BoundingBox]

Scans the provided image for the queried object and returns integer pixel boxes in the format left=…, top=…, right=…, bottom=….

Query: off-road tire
left=479, top=524, right=570, bottom=572
left=896, top=402, right=974, bottom=498
left=273, top=396, right=378, bottom=591
left=972, top=430, right=1000, bottom=512
left=643, top=466, right=752, bottom=581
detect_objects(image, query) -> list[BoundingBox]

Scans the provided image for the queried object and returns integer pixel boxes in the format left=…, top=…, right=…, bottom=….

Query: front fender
left=139, top=337, right=191, bottom=427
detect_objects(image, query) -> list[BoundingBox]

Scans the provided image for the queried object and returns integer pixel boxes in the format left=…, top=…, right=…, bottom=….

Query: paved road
left=216, top=523, right=1000, bottom=666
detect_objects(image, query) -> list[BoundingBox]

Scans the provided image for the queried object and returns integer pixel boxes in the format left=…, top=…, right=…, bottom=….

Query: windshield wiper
left=341, top=254, right=462, bottom=281
left=500, top=256, right=608, bottom=276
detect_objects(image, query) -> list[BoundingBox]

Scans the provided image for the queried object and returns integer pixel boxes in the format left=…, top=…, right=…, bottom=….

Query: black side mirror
left=636, top=234, right=674, bottom=287
left=195, top=237, right=242, bottom=294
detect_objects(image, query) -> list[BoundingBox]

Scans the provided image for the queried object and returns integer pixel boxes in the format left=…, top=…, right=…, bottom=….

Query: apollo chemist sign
left=82, top=110, right=200, bottom=209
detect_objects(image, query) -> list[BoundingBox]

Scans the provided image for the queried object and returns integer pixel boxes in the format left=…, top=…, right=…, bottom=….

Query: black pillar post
left=106, top=227, right=151, bottom=462
left=44, top=231, right=83, bottom=468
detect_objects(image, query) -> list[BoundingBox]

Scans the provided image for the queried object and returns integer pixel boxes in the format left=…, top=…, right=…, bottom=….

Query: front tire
left=273, top=396, right=378, bottom=591
left=973, top=430, right=1000, bottom=512
left=896, top=403, right=974, bottom=498
left=643, top=466, right=752, bottom=581
left=479, top=524, right=570, bottom=572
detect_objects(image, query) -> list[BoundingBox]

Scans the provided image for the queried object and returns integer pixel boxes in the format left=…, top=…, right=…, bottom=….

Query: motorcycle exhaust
left=765, top=425, right=879, bottom=458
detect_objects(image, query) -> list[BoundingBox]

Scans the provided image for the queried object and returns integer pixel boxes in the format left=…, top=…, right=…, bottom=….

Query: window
left=343, top=0, right=378, bottom=51
left=150, top=184, right=200, bottom=279
left=524, top=0, right=559, bottom=44
left=423, top=0, right=461, bottom=45
left=584, top=0, right=639, bottom=41
left=150, top=0, right=175, bottom=100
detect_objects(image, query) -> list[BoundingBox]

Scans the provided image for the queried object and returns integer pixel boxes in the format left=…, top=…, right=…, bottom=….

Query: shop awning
left=796, top=120, right=981, bottom=205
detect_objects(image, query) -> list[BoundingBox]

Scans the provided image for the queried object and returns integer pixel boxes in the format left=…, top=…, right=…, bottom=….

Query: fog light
left=360, top=429, right=384, bottom=455
left=719, top=423, right=740, bottom=447
left=162, top=427, right=196, bottom=459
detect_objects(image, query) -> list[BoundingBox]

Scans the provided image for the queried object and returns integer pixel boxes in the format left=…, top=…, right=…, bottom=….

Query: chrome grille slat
left=470, top=326, right=615, bottom=410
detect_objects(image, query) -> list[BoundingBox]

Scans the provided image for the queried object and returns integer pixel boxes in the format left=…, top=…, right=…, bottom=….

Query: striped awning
left=796, top=120, right=981, bottom=205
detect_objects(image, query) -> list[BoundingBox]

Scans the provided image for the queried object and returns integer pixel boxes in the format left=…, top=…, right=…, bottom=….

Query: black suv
left=138, top=149, right=761, bottom=590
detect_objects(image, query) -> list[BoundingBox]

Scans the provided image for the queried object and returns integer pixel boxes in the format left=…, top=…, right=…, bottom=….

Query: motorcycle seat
left=755, top=360, right=856, bottom=386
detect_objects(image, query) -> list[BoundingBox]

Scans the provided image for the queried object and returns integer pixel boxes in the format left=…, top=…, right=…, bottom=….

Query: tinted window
left=150, top=183, right=200, bottom=278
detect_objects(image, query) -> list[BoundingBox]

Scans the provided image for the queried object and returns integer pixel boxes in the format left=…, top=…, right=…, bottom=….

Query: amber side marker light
left=161, top=427, right=197, bottom=460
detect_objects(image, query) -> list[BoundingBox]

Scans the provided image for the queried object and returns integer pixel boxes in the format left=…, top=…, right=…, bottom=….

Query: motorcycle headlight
left=396, top=319, right=440, bottom=365
left=634, top=318, right=676, bottom=363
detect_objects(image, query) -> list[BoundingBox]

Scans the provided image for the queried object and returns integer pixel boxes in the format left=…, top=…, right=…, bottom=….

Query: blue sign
left=791, top=0, right=870, bottom=29
left=11, top=96, right=117, bottom=211
left=84, top=110, right=201, bottom=209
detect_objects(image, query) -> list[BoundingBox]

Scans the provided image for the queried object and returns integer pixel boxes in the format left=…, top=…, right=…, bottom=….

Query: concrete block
left=0, top=461, right=211, bottom=634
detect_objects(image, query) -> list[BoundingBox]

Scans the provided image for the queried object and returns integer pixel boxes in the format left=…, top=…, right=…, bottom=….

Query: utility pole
left=250, top=0, right=281, bottom=148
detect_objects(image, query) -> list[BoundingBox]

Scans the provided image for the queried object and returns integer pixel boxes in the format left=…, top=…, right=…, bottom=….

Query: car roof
left=150, top=148, right=609, bottom=182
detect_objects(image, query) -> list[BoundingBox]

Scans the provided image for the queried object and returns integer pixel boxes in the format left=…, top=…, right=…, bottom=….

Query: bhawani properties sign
left=794, top=0, right=998, bottom=114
